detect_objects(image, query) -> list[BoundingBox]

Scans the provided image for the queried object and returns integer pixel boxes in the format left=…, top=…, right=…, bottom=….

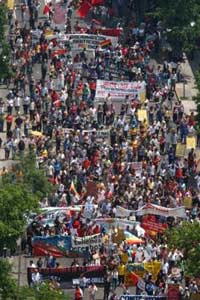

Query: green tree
left=19, top=283, right=68, bottom=300
left=167, top=220, right=200, bottom=277
left=148, top=0, right=200, bottom=54
left=0, top=183, right=39, bottom=253
left=14, top=152, right=53, bottom=199
left=0, top=153, right=52, bottom=253
left=0, top=3, right=13, bottom=81
left=0, top=260, right=68, bottom=300
left=0, top=259, right=16, bottom=300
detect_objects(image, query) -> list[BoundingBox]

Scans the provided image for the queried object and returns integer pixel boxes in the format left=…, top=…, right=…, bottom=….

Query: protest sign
left=126, top=162, right=143, bottom=176
left=71, top=234, right=102, bottom=248
left=137, top=109, right=148, bottom=122
left=184, top=196, right=192, bottom=209
left=186, top=136, right=196, bottom=150
left=176, top=143, right=186, bottom=157
left=95, top=80, right=146, bottom=101
left=7, top=0, right=14, bottom=10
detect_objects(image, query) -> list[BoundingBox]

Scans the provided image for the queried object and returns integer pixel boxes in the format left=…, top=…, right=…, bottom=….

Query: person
left=74, top=285, right=83, bottom=300
left=88, top=282, right=98, bottom=300
left=31, top=268, right=41, bottom=287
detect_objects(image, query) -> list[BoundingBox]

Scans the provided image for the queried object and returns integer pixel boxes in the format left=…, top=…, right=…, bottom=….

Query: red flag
left=77, top=1, right=91, bottom=18
left=91, top=0, right=104, bottom=5
left=130, top=272, right=139, bottom=286
left=43, top=4, right=50, bottom=15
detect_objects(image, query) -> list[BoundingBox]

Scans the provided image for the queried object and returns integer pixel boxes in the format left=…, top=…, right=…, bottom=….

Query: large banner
left=141, top=215, right=167, bottom=235
left=28, top=265, right=105, bottom=284
left=32, top=236, right=72, bottom=257
left=32, top=234, right=101, bottom=257
left=72, top=234, right=102, bottom=248
left=32, top=207, right=82, bottom=227
left=95, top=218, right=139, bottom=231
left=56, top=34, right=118, bottom=49
left=95, top=80, right=146, bottom=101
left=116, top=204, right=186, bottom=218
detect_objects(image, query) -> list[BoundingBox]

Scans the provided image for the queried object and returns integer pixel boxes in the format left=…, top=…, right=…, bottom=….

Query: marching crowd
left=0, top=0, right=200, bottom=299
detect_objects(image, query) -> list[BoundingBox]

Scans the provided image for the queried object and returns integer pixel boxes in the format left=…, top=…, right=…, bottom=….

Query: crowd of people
left=1, top=0, right=200, bottom=299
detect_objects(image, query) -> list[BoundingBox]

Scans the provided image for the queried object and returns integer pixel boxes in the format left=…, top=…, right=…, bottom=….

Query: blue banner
left=32, top=235, right=72, bottom=257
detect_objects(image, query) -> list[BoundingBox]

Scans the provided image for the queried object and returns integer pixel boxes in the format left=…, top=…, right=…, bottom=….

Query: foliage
left=0, top=183, right=39, bottom=252
left=0, top=153, right=52, bottom=252
left=166, top=220, right=200, bottom=277
left=0, top=259, right=16, bottom=300
left=19, top=282, right=68, bottom=300
left=0, top=3, right=8, bottom=41
left=0, top=3, right=12, bottom=80
left=14, top=152, right=53, bottom=199
left=0, top=260, right=68, bottom=300
left=148, top=0, right=200, bottom=53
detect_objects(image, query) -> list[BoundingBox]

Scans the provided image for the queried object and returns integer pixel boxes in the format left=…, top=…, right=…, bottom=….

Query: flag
left=77, top=1, right=91, bottom=18
left=130, top=272, right=139, bottom=286
left=99, top=39, right=112, bottom=48
left=43, top=4, right=50, bottom=15
left=91, top=0, right=104, bottom=5
left=69, top=181, right=80, bottom=199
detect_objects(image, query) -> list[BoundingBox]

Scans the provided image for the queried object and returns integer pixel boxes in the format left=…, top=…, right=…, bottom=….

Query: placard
left=137, top=109, right=148, bottom=122
left=176, top=143, right=186, bottom=157
left=186, top=136, right=196, bottom=150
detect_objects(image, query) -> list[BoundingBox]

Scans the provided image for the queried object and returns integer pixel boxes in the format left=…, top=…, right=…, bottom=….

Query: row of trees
left=135, top=0, right=200, bottom=55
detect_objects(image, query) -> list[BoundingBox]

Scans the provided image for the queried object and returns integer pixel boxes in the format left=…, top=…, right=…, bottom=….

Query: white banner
left=56, top=33, right=118, bottom=49
left=95, top=80, right=146, bottom=101
left=116, top=204, right=186, bottom=218
left=95, top=218, right=139, bottom=230
left=71, top=234, right=102, bottom=248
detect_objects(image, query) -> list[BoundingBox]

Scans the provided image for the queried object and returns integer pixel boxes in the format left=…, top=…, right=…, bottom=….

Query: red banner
left=77, top=1, right=91, bottom=18
left=142, top=215, right=167, bottom=234
left=167, top=284, right=181, bottom=300
left=91, top=0, right=104, bottom=5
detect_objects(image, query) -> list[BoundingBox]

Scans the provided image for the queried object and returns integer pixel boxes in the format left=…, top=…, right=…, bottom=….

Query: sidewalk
left=176, top=56, right=197, bottom=115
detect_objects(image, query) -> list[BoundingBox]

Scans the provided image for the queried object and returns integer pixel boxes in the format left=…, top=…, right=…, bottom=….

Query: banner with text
left=56, top=34, right=118, bottom=50
left=95, top=80, right=146, bottom=101
left=116, top=204, right=186, bottom=218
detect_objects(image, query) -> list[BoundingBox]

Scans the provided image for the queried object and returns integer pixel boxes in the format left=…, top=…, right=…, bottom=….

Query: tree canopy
left=147, top=0, right=200, bottom=53
left=0, top=153, right=52, bottom=253
left=167, top=220, right=200, bottom=277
